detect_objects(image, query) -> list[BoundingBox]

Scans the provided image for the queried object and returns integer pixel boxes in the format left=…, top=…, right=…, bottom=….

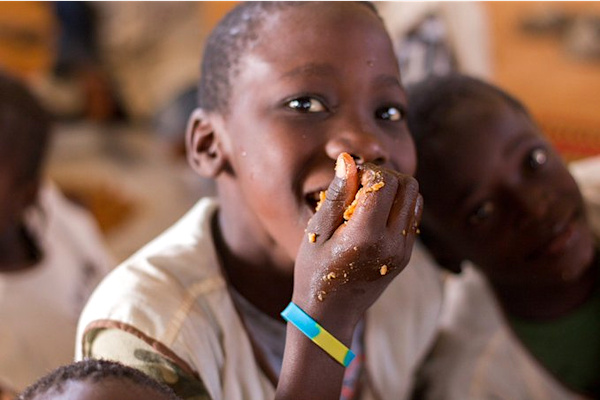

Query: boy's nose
left=513, top=184, right=552, bottom=228
left=325, top=128, right=387, bottom=166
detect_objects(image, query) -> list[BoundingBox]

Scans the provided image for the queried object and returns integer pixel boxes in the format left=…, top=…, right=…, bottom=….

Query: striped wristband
left=281, top=302, right=355, bottom=367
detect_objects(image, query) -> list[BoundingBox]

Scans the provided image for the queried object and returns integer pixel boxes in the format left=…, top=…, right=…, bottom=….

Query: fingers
left=394, top=192, right=423, bottom=267
left=306, top=154, right=422, bottom=247
left=343, top=168, right=421, bottom=239
left=306, top=153, right=359, bottom=240
left=343, top=167, right=399, bottom=232
left=388, top=177, right=422, bottom=236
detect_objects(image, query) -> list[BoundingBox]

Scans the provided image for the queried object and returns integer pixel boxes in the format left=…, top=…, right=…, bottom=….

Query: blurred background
left=1, top=1, right=599, bottom=263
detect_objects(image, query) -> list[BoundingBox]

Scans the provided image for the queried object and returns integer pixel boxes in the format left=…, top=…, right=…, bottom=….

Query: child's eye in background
left=286, top=97, right=326, bottom=113
left=468, top=201, right=495, bottom=226
left=527, top=147, right=548, bottom=170
left=376, top=105, right=404, bottom=121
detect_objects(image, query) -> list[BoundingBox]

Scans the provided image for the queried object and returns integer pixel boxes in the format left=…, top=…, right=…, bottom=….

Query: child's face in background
left=418, top=99, right=595, bottom=289
left=217, top=3, right=414, bottom=263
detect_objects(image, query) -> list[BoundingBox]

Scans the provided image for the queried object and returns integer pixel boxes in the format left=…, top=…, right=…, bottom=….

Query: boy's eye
left=468, top=201, right=495, bottom=226
left=528, top=147, right=548, bottom=170
left=376, top=106, right=404, bottom=121
left=286, top=97, right=326, bottom=113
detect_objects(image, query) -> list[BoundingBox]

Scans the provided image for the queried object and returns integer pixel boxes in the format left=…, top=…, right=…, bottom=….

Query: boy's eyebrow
left=281, top=63, right=336, bottom=80
left=374, top=74, right=403, bottom=90
left=280, top=63, right=403, bottom=94
left=503, top=132, right=535, bottom=157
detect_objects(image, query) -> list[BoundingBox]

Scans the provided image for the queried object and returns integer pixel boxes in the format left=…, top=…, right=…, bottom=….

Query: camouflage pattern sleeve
left=88, top=328, right=211, bottom=400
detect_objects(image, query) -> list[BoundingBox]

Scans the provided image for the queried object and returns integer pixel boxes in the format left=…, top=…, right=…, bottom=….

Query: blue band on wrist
left=281, top=302, right=355, bottom=367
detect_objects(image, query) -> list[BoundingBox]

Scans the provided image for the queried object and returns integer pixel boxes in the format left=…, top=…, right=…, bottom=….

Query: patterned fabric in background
left=395, top=14, right=457, bottom=86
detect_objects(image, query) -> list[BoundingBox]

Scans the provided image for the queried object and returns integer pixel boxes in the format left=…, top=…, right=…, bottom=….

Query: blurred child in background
left=0, top=72, right=113, bottom=392
left=408, top=74, right=599, bottom=399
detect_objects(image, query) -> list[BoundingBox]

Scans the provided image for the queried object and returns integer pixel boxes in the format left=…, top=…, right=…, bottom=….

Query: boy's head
left=188, top=2, right=415, bottom=265
left=408, top=74, right=595, bottom=289
left=18, top=359, right=180, bottom=400
left=197, top=1, right=380, bottom=115
left=0, top=73, right=51, bottom=236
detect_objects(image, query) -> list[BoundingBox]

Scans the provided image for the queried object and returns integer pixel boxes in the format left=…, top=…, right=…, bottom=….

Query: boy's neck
left=493, top=256, right=599, bottom=321
left=211, top=211, right=294, bottom=320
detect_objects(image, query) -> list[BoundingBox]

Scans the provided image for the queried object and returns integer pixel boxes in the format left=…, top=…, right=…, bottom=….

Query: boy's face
left=418, top=99, right=595, bottom=289
left=216, top=3, right=414, bottom=263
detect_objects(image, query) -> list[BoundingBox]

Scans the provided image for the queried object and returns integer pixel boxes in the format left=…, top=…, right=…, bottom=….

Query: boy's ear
left=186, top=108, right=227, bottom=178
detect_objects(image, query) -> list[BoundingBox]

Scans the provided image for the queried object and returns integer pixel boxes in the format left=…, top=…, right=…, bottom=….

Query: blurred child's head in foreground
left=18, top=359, right=180, bottom=400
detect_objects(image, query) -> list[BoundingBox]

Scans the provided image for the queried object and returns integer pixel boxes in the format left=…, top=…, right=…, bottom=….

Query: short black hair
left=406, top=74, right=529, bottom=147
left=18, top=359, right=181, bottom=400
left=198, top=1, right=380, bottom=114
left=0, top=72, right=51, bottom=185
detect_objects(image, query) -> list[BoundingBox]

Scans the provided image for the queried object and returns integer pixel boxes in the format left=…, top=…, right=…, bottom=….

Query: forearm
left=276, top=296, right=357, bottom=400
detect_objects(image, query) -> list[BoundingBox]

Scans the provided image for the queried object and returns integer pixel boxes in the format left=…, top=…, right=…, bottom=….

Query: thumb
left=306, top=153, right=359, bottom=241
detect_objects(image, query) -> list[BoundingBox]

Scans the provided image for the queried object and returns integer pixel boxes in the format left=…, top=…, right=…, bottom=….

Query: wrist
left=289, top=294, right=358, bottom=345
left=281, top=302, right=356, bottom=368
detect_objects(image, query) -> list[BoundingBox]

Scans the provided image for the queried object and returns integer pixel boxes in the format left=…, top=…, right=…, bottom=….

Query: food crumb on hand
left=317, top=291, right=327, bottom=301
left=315, top=190, right=327, bottom=211
left=343, top=169, right=385, bottom=221
left=365, top=181, right=385, bottom=193
left=343, top=194, right=361, bottom=221
left=308, top=232, right=317, bottom=243
left=380, top=265, right=388, bottom=276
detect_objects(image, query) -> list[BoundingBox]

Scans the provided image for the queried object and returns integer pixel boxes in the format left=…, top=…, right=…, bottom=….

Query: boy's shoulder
left=77, top=197, right=227, bottom=353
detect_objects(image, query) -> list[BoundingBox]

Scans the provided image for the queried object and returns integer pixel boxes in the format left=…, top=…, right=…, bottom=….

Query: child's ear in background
left=419, top=230, right=464, bottom=274
left=186, top=108, right=228, bottom=178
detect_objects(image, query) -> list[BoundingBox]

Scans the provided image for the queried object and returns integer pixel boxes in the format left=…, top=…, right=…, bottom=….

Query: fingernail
left=414, top=195, right=423, bottom=219
left=335, top=153, right=350, bottom=179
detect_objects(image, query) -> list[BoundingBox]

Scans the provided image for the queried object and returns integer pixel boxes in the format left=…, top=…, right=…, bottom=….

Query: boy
left=408, top=74, right=599, bottom=399
left=18, top=359, right=180, bottom=400
left=77, top=2, right=442, bottom=400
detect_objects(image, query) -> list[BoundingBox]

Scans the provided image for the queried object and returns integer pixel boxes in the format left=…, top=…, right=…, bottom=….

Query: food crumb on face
left=380, top=265, right=388, bottom=276
left=308, top=232, right=317, bottom=243
left=402, top=229, right=407, bottom=236
left=326, top=271, right=336, bottom=280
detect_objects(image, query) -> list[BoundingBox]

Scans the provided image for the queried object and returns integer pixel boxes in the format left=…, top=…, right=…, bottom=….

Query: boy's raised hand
left=293, top=152, right=423, bottom=329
